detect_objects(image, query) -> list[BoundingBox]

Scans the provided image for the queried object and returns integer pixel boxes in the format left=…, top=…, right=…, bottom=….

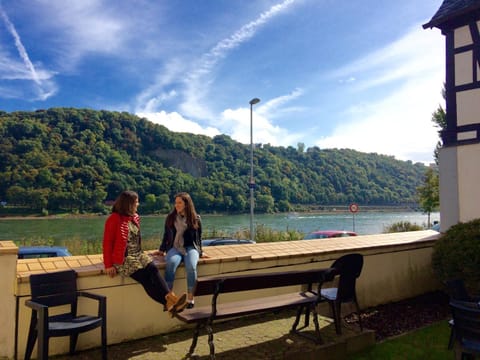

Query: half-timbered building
left=424, top=0, right=480, bottom=231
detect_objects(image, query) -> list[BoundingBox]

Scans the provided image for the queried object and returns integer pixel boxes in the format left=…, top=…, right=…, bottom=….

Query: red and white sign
left=349, top=203, right=359, bottom=213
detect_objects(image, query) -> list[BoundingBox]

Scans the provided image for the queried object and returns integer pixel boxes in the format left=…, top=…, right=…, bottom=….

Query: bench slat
left=193, top=268, right=335, bottom=296
left=176, top=291, right=317, bottom=323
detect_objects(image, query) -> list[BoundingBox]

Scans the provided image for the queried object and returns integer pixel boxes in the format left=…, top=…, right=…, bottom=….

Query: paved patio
left=50, top=308, right=375, bottom=360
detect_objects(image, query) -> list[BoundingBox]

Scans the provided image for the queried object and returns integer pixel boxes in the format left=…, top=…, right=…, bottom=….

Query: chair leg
left=37, top=312, right=49, bottom=360
left=328, top=301, right=341, bottom=335
left=448, top=333, right=454, bottom=351
left=334, top=301, right=342, bottom=335
left=447, top=320, right=455, bottom=350
left=101, top=322, right=108, bottom=360
left=311, top=304, right=324, bottom=344
left=37, top=335, right=49, bottom=360
left=25, top=314, right=37, bottom=360
left=69, top=334, right=79, bottom=354
left=354, top=299, right=363, bottom=331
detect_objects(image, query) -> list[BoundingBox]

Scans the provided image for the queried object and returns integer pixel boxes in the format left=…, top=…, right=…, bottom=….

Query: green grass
left=348, top=321, right=452, bottom=360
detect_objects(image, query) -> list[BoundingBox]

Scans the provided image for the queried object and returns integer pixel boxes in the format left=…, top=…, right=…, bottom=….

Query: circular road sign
left=349, top=203, right=359, bottom=213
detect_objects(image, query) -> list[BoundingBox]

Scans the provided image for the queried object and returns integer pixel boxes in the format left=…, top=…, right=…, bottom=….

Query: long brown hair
left=112, top=190, right=138, bottom=216
left=166, top=192, right=199, bottom=229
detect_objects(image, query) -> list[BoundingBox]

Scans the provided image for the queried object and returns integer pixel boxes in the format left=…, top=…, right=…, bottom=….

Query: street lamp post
left=249, top=97, right=260, bottom=242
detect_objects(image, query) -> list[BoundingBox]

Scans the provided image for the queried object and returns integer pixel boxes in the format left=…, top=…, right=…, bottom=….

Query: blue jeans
left=165, top=246, right=199, bottom=294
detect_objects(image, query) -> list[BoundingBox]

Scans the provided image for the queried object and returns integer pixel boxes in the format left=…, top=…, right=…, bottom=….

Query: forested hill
left=0, top=108, right=428, bottom=214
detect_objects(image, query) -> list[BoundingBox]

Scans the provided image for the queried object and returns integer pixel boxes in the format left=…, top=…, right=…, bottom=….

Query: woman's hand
left=105, top=266, right=117, bottom=278
left=150, top=251, right=165, bottom=264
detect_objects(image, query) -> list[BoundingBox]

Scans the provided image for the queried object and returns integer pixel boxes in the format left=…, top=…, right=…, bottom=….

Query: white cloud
left=137, top=111, right=221, bottom=137
left=220, top=105, right=303, bottom=146
left=318, top=25, right=445, bottom=164
left=179, top=0, right=300, bottom=120
left=317, top=75, right=443, bottom=163
left=140, top=87, right=305, bottom=148
left=39, top=1, right=128, bottom=58
left=257, top=88, right=304, bottom=116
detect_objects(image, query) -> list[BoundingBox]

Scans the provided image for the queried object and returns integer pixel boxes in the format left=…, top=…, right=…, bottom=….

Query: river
left=0, top=211, right=439, bottom=246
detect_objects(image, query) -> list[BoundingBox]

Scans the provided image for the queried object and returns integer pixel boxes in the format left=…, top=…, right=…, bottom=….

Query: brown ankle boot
left=168, top=293, right=187, bottom=317
left=165, top=292, right=179, bottom=312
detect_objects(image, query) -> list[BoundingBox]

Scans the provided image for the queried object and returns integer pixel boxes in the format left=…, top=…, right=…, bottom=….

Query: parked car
left=18, top=246, right=72, bottom=259
left=202, top=238, right=256, bottom=246
left=303, top=230, right=357, bottom=240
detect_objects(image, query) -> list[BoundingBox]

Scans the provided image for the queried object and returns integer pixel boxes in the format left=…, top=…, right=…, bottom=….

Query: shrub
left=254, top=224, right=303, bottom=242
left=383, top=221, right=424, bottom=233
left=432, top=218, right=480, bottom=294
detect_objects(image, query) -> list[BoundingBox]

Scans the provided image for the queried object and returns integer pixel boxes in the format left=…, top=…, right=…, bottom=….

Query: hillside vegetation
left=0, top=108, right=427, bottom=214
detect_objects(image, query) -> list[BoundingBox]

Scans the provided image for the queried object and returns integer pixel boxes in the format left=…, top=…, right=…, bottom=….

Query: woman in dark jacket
left=158, top=192, right=202, bottom=308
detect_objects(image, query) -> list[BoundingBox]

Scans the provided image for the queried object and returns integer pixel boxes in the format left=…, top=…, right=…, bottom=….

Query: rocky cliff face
left=152, top=148, right=208, bottom=178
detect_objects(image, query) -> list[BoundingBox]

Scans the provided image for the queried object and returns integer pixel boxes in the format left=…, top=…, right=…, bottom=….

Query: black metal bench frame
left=175, top=267, right=336, bottom=359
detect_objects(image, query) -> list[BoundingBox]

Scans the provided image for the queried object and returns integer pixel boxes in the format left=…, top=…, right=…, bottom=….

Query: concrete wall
left=0, top=241, right=18, bottom=359
left=0, top=230, right=441, bottom=359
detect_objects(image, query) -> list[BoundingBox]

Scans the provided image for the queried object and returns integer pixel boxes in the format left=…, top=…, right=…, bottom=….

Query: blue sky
left=0, top=0, right=445, bottom=164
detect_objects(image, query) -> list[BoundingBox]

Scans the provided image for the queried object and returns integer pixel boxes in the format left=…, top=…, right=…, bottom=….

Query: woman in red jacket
left=103, top=190, right=187, bottom=316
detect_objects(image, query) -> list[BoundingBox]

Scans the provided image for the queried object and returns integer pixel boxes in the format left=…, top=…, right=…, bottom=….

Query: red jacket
left=103, top=212, right=140, bottom=268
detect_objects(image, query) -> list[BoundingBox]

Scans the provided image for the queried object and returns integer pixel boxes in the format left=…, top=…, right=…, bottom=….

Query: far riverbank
left=0, top=204, right=420, bottom=220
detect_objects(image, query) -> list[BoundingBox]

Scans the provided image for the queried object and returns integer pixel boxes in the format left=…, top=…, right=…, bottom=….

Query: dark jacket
left=159, top=215, right=202, bottom=256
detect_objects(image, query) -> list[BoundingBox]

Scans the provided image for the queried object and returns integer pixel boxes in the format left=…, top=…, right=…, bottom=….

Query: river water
left=0, top=211, right=439, bottom=245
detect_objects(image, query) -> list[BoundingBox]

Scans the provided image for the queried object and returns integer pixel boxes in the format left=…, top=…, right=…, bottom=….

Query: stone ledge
left=14, top=230, right=440, bottom=282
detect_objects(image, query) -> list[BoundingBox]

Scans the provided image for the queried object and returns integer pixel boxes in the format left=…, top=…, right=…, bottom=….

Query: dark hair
left=166, top=192, right=199, bottom=229
left=112, top=190, right=138, bottom=216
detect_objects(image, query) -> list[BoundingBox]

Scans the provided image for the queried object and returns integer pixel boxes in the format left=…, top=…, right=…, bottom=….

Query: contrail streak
left=0, top=4, right=43, bottom=87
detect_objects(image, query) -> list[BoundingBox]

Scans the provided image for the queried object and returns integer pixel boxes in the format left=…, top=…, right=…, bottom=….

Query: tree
left=143, top=194, right=157, bottom=213
left=416, top=168, right=439, bottom=228
left=431, top=86, right=446, bottom=165
left=415, top=86, right=445, bottom=227
left=256, top=194, right=275, bottom=213
left=417, top=86, right=445, bottom=227
left=0, top=108, right=429, bottom=214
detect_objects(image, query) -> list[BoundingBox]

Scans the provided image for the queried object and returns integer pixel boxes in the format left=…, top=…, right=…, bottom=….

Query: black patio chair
left=319, top=253, right=364, bottom=334
left=445, top=278, right=480, bottom=350
left=445, top=279, right=476, bottom=302
left=449, top=299, right=480, bottom=359
left=24, top=269, right=107, bottom=360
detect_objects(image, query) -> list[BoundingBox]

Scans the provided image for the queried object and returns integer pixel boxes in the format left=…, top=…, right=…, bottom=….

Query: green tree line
left=0, top=108, right=428, bottom=214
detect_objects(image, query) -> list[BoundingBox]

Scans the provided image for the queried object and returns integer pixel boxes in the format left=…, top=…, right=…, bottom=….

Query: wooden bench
left=175, top=267, right=337, bottom=359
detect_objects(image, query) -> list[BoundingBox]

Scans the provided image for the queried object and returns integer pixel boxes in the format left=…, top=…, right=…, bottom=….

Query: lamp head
left=249, top=98, right=260, bottom=105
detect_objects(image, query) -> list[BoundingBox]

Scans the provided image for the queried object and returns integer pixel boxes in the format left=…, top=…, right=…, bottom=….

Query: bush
left=383, top=221, right=424, bottom=233
left=432, top=218, right=480, bottom=294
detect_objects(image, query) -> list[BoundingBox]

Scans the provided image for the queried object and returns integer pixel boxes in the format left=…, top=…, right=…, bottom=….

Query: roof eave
left=423, top=3, right=480, bottom=29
